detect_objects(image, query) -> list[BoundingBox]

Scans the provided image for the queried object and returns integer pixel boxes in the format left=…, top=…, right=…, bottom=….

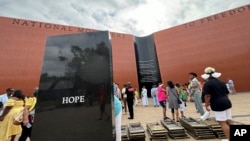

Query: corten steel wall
left=111, top=34, right=139, bottom=90
left=0, top=17, right=138, bottom=95
left=154, top=5, right=250, bottom=92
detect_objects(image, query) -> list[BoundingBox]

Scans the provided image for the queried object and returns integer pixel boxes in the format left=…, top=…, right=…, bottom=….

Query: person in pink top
left=157, top=83, right=168, bottom=120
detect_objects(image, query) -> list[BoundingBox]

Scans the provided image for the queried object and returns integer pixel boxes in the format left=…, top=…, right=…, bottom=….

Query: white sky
left=0, top=0, right=249, bottom=36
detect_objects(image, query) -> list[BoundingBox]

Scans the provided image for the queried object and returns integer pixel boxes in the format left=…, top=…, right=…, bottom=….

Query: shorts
left=213, top=108, right=232, bottom=121
left=179, top=100, right=185, bottom=111
left=159, top=101, right=166, bottom=108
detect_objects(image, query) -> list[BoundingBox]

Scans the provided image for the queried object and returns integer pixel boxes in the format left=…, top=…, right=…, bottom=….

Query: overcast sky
left=0, top=0, right=249, bottom=36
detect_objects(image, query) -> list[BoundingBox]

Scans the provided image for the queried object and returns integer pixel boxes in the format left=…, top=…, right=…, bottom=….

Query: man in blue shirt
left=151, top=85, right=159, bottom=107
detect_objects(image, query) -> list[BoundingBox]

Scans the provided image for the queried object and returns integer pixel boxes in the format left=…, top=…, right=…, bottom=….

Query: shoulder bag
left=170, top=88, right=182, bottom=104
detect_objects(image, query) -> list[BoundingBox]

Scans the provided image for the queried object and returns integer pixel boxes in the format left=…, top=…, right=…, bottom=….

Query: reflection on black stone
left=32, top=31, right=113, bottom=141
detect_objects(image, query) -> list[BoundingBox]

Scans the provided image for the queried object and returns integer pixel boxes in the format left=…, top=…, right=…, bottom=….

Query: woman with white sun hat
left=202, top=67, right=232, bottom=140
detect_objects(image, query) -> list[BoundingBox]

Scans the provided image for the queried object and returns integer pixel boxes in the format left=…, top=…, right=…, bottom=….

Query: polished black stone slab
left=31, top=31, right=113, bottom=141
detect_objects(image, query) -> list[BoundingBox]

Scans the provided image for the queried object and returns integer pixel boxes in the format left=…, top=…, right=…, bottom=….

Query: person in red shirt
left=157, top=83, right=168, bottom=120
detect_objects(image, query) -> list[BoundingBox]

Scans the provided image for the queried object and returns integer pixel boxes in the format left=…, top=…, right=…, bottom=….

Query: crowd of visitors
left=114, top=76, right=198, bottom=122
left=114, top=68, right=234, bottom=140
left=0, top=87, right=38, bottom=141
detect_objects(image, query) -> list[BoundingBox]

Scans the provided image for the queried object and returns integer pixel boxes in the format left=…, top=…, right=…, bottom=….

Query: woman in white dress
left=141, top=86, right=149, bottom=107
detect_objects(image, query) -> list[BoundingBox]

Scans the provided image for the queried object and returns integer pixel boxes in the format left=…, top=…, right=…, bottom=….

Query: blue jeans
left=152, top=96, right=159, bottom=106
left=194, top=94, right=204, bottom=116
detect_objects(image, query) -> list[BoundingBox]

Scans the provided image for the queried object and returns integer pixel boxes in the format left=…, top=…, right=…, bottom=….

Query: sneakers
left=200, top=111, right=210, bottom=121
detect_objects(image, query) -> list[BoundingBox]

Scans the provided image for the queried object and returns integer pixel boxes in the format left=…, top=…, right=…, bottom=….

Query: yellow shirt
left=134, top=91, right=139, bottom=98
left=25, top=97, right=37, bottom=111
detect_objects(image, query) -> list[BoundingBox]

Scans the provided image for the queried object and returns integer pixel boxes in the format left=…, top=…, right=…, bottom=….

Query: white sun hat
left=201, top=67, right=221, bottom=80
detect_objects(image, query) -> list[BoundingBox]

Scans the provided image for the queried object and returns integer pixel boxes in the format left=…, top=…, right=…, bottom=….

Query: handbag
left=177, top=98, right=182, bottom=104
left=13, top=109, right=24, bottom=125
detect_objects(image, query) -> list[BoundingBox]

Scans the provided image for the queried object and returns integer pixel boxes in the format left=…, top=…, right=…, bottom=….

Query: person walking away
left=0, top=90, right=25, bottom=141
left=202, top=67, right=232, bottom=140
left=157, top=83, right=167, bottom=120
left=151, top=85, right=159, bottom=107
left=121, top=84, right=127, bottom=114
left=189, top=72, right=205, bottom=117
left=141, top=86, right=149, bottom=107
left=126, top=82, right=134, bottom=119
left=19, top=87, right=38, bottom=141
left=167, top=81, right=180, bottom=122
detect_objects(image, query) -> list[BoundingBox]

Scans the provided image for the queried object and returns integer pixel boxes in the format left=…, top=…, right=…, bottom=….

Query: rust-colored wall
left=154, top=5, right=250, bottom=91
left=111, top=34, right=139, bottom=90
left=0, top=17, right=138, bottom=95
